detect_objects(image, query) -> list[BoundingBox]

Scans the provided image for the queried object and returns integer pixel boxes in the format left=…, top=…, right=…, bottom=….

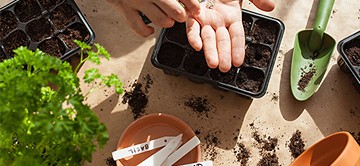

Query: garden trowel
left=290, top=0, right=336, bottom=101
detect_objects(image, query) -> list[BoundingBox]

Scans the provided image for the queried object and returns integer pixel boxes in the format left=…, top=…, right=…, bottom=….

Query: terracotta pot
left=291, top=132, right=360, bottom=166
left=115, top=113, right=201, bottom=166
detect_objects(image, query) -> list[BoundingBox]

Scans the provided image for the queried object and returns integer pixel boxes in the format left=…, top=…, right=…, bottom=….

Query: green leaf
left=86, top=51, right=101, bottom=65
left=102, top=74, right=123, bottom=94
left=84, top=68, right=101, bottom=83
left=95, top=44, right=110, bottom=60
left=74, top=40, right=91, bottom=50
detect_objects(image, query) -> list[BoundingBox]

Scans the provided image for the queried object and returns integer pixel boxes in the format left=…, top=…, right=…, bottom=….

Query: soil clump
left=250, top=123, right=280, bottom=166
left=288, top=130, right=305, bottom=159
left=105, top=157, right=116, bottom=166
left=203, top=131, right=221, bottom=161
left=122, top=75, right=153, bottom=119
left=234, top=142, right=251, bottom=165
left=298, top=68, right=316, bottom=91
left=184, top=96, right=215, bottom=117
left=257, top=153, right=279, bottom=166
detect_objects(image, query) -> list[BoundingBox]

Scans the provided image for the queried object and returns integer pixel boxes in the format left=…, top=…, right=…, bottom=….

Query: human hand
left=186, top=0, right=274, bottom=72
left=106, top=0, right=201, bottom=37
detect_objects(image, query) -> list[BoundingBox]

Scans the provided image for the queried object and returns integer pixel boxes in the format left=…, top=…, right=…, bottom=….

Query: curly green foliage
left=0, top=41, right=123, bottom=165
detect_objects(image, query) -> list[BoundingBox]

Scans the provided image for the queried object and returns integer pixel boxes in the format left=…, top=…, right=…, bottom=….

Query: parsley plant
left=0, top=41, right=123, bottom=165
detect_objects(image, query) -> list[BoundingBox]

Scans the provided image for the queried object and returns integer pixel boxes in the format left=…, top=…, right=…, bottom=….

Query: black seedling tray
left=337, top=30, right=360, bottom=92
left=0, top=0, right=94, bottom=61
left=151, top=9, right=285, bottom=98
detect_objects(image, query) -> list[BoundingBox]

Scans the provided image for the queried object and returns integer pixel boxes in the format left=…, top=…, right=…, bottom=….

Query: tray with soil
left=151, top=9, right=285, bottom=98
left=0, top=0, right=94, bottom=61
left=337, top=31, right=360, bottom=93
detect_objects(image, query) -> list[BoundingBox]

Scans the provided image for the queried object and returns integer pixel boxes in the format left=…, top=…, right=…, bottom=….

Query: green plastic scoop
left=290, top=0, right=336, bottom=101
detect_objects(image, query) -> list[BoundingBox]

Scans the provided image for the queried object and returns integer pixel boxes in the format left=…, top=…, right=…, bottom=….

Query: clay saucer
left=290, top=131, right=360, bottom=166
left=116, top=113, right=201, bottom=166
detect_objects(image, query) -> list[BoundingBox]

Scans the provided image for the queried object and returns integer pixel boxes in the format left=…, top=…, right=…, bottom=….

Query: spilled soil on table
left=234, top=142, right=251, bottom=165
left=184, top=95, right=216, bottom=118
left=250, top=123, right=280, bottom=166
left=203, top=130, right=221, bottom=161
left=252, top=130, right=278, bottom=152
left=194, top=129, right=221, bottom=161
left=122, top=74, right=153, bottom=119
left=257, top=153, right=280, bottom=166
left=288, top=130, right=306, bottom=159
left=105, top=157, right=116, bottom=166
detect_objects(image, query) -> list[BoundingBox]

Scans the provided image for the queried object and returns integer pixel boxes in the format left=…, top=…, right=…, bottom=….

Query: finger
left=141, top=4, right=175, bottom=28
left=153, top=0, right=187, bottom=22
left=229, top=21, right=246, bottom=67
left=201, top=25, right=218, bottom=69
left=186, top=18, right=202, bottom=51
left=216, top=27, right=232, bottom=72
left=121, top=7, right=155, bottom=37
left=249, top=0, right=275, bottom=12
left=179, top=0, right=201, bottom=15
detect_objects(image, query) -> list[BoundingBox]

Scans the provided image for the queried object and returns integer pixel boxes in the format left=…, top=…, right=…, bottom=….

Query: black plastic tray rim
left=0, top=0, right=95, bottom=61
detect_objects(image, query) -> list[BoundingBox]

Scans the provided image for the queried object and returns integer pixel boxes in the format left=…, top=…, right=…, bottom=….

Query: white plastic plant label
left=138, top=134, right=183, bottom=166
left=180, top=161, right=213, bottom=166
left=161, top=136, right=201, bottom=166
left=112, top=136, right=175, bottom=160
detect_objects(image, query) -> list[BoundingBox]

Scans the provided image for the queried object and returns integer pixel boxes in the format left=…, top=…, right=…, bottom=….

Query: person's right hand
left=106, top=0, right=201, bottom=37
left=186, top=0, right=274, bottom=72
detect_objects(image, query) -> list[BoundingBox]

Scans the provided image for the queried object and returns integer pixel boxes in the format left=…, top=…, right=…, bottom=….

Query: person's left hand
left=186, top=0, right=244, bottom=73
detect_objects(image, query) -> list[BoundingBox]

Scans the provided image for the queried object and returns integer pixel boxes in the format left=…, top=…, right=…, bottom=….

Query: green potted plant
left=0, top=40, right=123, bottom=165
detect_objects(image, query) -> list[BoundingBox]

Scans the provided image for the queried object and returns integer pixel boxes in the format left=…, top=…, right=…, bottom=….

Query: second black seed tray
left=337, top=30, right=360, bottom=92
left=151, top=9, right=285, bottom=98
left=0, top=0, right=94, bottom=61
